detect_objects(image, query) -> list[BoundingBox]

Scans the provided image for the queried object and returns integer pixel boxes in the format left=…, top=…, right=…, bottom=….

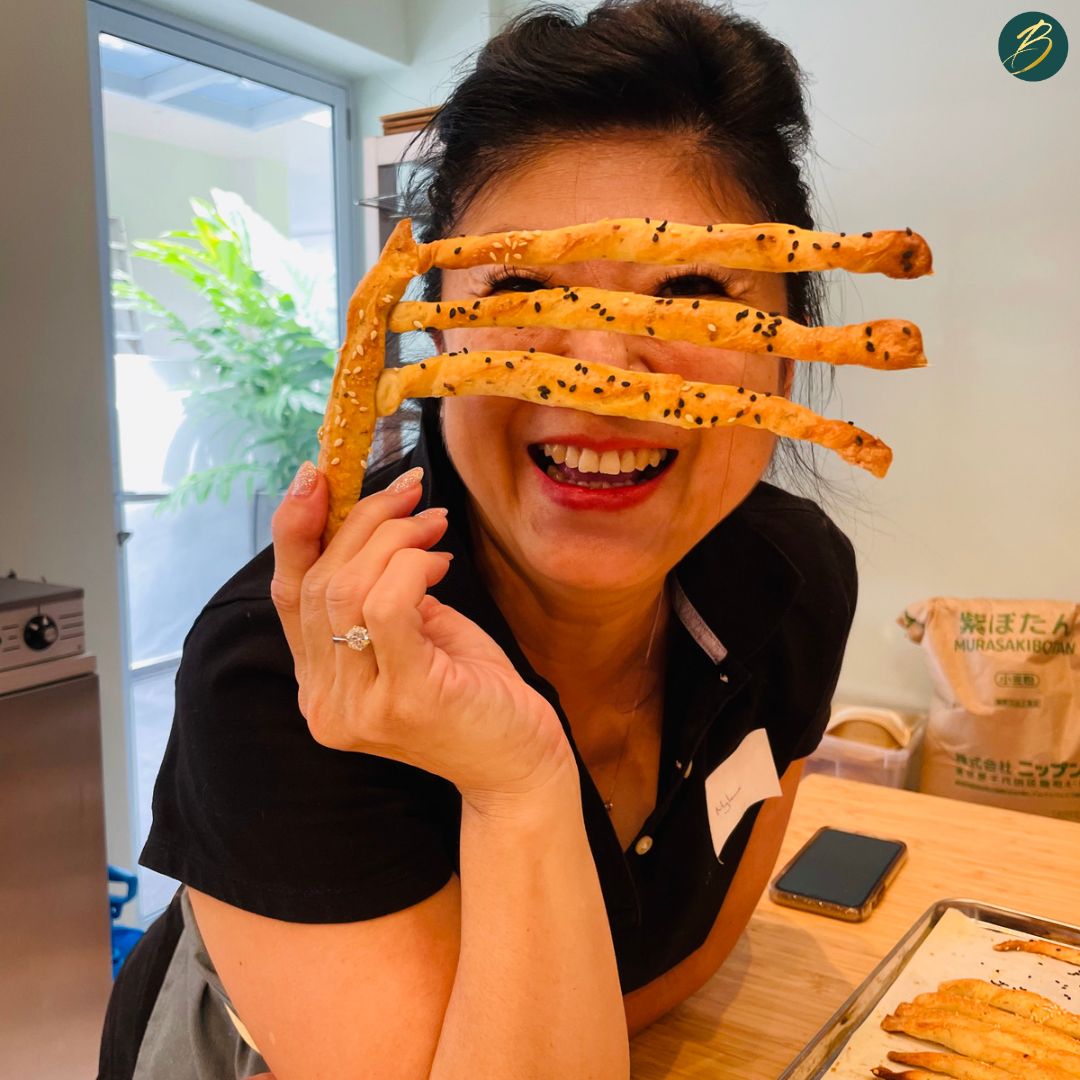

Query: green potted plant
left=113, top=189, right=336, bottom=543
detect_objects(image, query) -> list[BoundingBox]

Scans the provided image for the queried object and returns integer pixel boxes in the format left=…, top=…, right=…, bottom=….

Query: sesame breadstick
left=881, top=1010, right=1080, bottom=1077
left=994, top=940, right=1080, bottom=967
left=317, top=219, right=419, bottom=544
left=388, top=287, right=927, bottom=370
left=885, top=1049, right=1054, bottom=1080
left=418, top=218, right=932, bottom=279
left=939, top=980, right=1080, bottom=1041
left=902, top=995, right=1080, bottom=1058
left=374, top=350, right=892, bottom=477
left=873, top=1069, right=950, bottom=1080
left=884, top=1051, right=1021, bottom=1080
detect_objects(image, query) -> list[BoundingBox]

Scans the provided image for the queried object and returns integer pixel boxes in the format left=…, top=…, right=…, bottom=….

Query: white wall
left=745, top=0, right=1080, bottom=706
left=1, top=0, right=130, bottom=867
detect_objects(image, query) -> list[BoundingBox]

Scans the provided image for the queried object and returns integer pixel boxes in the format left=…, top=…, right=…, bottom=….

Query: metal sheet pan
left=778, top=899, right=1080, bottom=1080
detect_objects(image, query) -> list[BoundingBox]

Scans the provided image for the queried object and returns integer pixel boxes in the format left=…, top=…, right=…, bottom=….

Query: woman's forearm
left=429, top=761, right=630, bottom=1080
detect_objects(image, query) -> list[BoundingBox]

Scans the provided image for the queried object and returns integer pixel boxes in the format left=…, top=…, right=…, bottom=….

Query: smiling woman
left=98, top=3, right=860, bottom=1079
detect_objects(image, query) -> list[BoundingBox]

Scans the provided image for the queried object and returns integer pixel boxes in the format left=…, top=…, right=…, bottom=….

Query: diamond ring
left=331, top=625, right=372, bottom=652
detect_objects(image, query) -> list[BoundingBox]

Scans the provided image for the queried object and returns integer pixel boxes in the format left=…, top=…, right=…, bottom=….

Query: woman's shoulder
left=737, top=481, right=857, bottom=602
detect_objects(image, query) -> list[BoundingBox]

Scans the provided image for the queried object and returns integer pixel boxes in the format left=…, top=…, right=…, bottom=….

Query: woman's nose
left=555, top=325, right=653, bottom=375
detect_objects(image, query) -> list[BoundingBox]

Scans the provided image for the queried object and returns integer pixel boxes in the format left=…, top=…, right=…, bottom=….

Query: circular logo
left=999, top=12, right=1068, bottom=80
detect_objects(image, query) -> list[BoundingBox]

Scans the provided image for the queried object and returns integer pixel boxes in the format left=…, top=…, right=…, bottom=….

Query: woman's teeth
left=544, top=444, right=666, bottom=473
left=537, top=443, right=671, bottom=489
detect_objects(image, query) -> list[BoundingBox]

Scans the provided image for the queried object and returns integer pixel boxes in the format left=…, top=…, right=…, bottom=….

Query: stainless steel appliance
left=0, top=577, right=112, bottom=1078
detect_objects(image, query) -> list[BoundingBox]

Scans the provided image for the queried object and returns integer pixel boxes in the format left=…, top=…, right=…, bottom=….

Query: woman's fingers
left=269, top=461, right=328, bottom=672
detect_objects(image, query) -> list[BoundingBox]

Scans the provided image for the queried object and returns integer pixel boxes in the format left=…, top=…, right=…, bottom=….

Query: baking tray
left=777, top=898, right=1080, bottom=1080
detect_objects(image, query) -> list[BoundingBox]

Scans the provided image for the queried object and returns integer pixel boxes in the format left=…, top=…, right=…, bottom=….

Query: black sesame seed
left=528, top=347, right=535, bottom=353
left=735, top=309, right=749, bottom=321
left=598, top=308, right=607, bottom=316
left=902, top=326, right=911, bottom=335
left=505, top=361, right=514, bottom=369
left=737, top=386, right=745, bottom=394
left=905, top=226, right=913, bottom=236
left=787, top=252, right=795, bottom=263
left=557, top=379, right=566, bottom=387
left=710, top=415, right=718, bottom=424
left=840, top=232, right=847, bottom=237
left=420, top=362, right=427, bottom=369
left=435, top=304, right=441, bottom=313
left=605, top=315, right=615, bottom=322
left=866, top=342, right=875, bottom=353
left=645, top=217, right=651, bottom=224
left=574, top=363, right=582, bottom=371
left=593, top=386, right=603, bottom=394
left=443, top=382, right=455, bottom=391
left=468, top=314, right=477, bottom=321
left=757, top=233, right=766, bottom=241
left=855, top=435, right=864, bottom=445
left=692, top=300, right=700, bottom=309
left=756, top=312, right=765, bottom=319
left=831, top=242, right=840, bottom=249
left=462, top=347, right=469, bottom=353
left=581, top=366, right=588, bottom=374
left=569, top=292, right=579, bottom=302
left=706, top=224, right=713, bottom=232
left=902, top=248, right=914, bottom=259
left=862, top=231, right=873, bottom=238
left=569, top=384, right=576, bottom=392
left=590, top=303, right=601, bottom=310
left=656, top=220, right=667, bottom=232
left=644, top=391, right=651, bottom=401
left=663, top=408, right=671, bottom=417
left=674, top=408, right=681, bottom=418
left=787, top=228, right=795, bottom=234
left=766, top=344, right=773, bottom=352
left=695, top=391, right=706, bottom=399
left=866, top=326, right=873, bottom=336
left=484, top=356, right=491, bottom=364
left=750, top=394, right=757, bottom=402
left=534, top=301, right=542, bottom=313
left=677, top=398, right=685, bottom=408
left=646, top=326, right=655, bottom=336
left=736, top=409, right=744, bottom=418
left=453, top=246, right=462, bottom=255
left=753, top=323, right=762, bottom=333
left=695, top=417, right=703, bottom=425
left=792, top=240, right=799, bottom=250
left=621, top=380, right=631, bottom=387
left=607, top=374, right=616, bottom=383
left=884, top=351, right=890, bottom=361
left=651, top=234, right=659, bottom=243
left=812, top=242, right=821, bottom=250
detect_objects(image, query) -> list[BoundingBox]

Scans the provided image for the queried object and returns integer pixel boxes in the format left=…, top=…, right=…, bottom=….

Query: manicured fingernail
left=289, top=461, right=318, bottom=498
left=416, top=506, right=448, bottom=519
left=385, top=466, right=424, bottom=495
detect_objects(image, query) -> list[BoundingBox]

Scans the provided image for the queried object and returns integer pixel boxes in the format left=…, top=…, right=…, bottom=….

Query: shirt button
left=683, top=760, right=694, bottom=779
left=634, top=836, right=653, bottom=856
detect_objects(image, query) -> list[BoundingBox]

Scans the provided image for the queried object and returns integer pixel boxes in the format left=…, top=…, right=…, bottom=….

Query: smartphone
left=769, top=826, right=907, bottom=922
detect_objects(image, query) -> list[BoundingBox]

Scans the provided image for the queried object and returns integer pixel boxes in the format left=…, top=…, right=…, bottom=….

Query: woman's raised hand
left=269, top=462, right=573, bottom=811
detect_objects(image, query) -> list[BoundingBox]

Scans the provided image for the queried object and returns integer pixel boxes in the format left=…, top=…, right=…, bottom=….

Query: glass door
left=88, top=2, right=354, bottom=920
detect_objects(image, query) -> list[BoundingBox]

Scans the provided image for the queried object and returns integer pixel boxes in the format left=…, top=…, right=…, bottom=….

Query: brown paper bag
left=899, top=597, right=1080, bottom=821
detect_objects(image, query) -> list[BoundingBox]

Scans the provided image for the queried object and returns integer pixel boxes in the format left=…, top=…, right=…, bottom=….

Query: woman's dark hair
left=390, top=0, right=834, bottom=497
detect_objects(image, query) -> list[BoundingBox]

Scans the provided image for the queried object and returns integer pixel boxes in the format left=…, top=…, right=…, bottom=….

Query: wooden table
left=630, top=774, right=1080, bottom=1079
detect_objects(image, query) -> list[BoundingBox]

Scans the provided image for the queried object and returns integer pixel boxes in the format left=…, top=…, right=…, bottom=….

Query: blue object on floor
left=108, top=865, right=145, bottom=979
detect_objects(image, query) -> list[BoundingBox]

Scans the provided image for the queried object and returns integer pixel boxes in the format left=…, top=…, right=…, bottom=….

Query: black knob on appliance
left=24, top=614, right=59, bottom=650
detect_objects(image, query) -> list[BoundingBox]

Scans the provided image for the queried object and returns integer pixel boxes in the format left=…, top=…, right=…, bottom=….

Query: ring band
left=331, top=625, right=372, bottom=652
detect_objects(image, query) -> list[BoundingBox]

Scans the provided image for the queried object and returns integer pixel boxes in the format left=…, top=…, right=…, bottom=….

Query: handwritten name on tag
left=703, top=728, right=782, bottom=860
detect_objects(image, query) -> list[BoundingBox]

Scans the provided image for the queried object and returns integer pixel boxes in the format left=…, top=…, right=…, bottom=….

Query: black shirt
left=141, top=401, right=857, bottom=994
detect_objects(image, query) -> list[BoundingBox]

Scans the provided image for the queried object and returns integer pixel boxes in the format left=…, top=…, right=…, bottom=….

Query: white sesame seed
left=369, top=330, right=377, bottom=341
left=489, top=252, right=497, bottom=261
left=357, top=309, right=365, bottom=320
left=382, top=293, right=394, bottom=304
left=621, top=297, right=630, bottom=305
left=707, top=323, right=717, bottom=332
left=512, top=252, right=523, bottom=260
left=412, top=320, right=424, bottom=330
left=357, top=406, right=369, bottom=413
left=492, top=241, right=503, bottom=249
left=333, top=437, right=344, bottom=447
left=330, top=456, right=340, bottom=465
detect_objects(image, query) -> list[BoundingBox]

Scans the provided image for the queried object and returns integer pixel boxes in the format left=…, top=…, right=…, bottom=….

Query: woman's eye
left=656, top=274, right=730, bottom=299
left=485, top=273, right=548, bottom=294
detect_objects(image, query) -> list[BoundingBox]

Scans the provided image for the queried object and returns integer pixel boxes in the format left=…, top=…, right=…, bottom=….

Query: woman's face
left=438, top=136, right=790, bottom=595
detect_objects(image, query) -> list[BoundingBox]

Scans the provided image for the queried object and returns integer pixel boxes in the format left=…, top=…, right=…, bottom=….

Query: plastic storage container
left=804, top=705, right=926, bottom=790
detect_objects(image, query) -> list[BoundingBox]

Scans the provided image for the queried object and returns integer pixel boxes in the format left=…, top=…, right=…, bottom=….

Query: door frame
left=85, top=0, right=357, bottom=919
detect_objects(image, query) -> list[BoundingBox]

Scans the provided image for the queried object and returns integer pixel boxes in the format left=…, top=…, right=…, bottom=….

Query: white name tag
left=703, top=728, right=782, bottom=860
